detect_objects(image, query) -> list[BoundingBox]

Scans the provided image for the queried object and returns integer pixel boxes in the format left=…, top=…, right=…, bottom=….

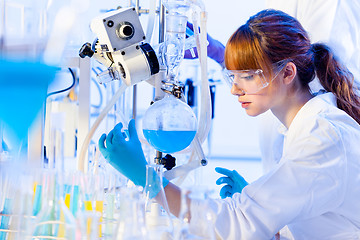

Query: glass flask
left=175, top=187, right=216, bottom=240
left=30, top=170, right=77, bottom=240
left=77, top=210, right=101, bottom=240
left=144, top=164, right=173, bottom=240
left=103, top=172, right=125, bottom=240
left=163, top=14, right=188, bottom=81
left=142, top=94, right=197, bottom=153
left=0, top=163, right=38, bottom=240
left=115, top=187, right=147, bottom=240
left=76, top=171, right=106, bottom=239
left=0, top=164, right=19, bottom=240
left=162, top=0, right=191, bottom=15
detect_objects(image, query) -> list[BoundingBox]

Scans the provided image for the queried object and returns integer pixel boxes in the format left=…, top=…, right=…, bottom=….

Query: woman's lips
left=241, top=102, right=251, bottom=108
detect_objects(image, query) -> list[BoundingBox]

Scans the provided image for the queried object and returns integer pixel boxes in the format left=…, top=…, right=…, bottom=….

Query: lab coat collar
left=276, top=91, right=336, bottom=136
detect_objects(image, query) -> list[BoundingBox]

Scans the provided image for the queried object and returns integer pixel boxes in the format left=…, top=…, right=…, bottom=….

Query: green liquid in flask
left=143, top=130, right=196, bottom=153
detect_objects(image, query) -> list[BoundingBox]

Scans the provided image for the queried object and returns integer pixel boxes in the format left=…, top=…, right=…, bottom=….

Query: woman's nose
left=231, top=83, right=245, bottom=96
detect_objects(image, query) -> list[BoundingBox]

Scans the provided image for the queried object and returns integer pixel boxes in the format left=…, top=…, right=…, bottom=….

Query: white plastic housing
left=90, top=7, right=145, bottom=52
left=111, top=45, right=152, bottom=86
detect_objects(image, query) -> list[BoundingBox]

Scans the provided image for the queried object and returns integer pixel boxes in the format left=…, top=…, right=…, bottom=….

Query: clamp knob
left=79, top=42, right=94, bottom=58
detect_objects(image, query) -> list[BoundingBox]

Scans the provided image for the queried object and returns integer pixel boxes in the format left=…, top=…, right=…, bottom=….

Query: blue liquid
left=143, top=130, right=196, bottom=153
left=0, top=198, right=12, bottom=240
left=0, top=59, right=56, bottom=147
left=32, top=185, right=42, bottom=216
left=70, top=185, right=79, bottom=215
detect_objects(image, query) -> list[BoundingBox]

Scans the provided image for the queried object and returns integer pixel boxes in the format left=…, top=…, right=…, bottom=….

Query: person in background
left=99, top=8, right=360, bottom=239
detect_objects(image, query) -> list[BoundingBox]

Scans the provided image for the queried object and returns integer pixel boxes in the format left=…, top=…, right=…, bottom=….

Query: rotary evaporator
left=79, top=0, right=212, bottom=180
left=0, top=0, right=215, bottom=238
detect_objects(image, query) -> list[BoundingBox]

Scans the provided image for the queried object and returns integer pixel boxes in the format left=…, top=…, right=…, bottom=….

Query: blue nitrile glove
left=184, top=22, right=225, bottom=65
left=215, top=167, right=248, bottom=199
left=98, top=119, right=169, bottom=198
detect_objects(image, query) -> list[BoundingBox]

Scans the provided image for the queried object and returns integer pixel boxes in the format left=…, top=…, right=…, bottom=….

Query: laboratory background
left=0, top=0, right=359, bottom=239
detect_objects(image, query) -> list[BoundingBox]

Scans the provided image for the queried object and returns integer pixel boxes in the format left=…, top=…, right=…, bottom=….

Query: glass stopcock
left=142, top=94, right=197, bottom=153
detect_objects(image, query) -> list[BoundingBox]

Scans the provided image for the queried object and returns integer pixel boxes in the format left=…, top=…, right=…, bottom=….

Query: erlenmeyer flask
left=142, top=94, right=197, bottom=154
left=30, top=170, right=76, bottom=240
left=144, top=164, right=173, bottom=240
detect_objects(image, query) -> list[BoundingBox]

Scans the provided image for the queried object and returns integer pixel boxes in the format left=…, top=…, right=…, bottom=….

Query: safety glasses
left=222, top=59, right=290, bottom=94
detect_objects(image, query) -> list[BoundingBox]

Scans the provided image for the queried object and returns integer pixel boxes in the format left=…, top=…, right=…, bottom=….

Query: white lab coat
left=190, top=92, right=360, bottom=239
left=258, top=1, right=360, bottom=237
left=260, top=0, right=360, bottom=171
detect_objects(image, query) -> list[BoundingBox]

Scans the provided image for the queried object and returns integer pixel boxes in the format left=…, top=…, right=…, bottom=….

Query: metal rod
left=135, top=0, right=140, bottom=14
left=159, top=0, right=165, bottom=43
left=132, top=85, right=137, bottom=119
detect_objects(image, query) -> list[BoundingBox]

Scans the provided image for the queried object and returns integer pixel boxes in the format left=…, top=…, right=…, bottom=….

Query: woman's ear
left=283, top=62, right=297, bottom=85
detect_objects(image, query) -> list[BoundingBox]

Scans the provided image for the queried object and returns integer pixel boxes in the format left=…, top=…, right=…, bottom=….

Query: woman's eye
left=242, top=75, right=254, bottom=80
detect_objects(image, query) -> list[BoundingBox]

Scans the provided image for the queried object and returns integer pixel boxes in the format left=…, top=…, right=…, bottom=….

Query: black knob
left=79, top=42, right=94, bottom=58
left=163, top=154, right=176, bottom=170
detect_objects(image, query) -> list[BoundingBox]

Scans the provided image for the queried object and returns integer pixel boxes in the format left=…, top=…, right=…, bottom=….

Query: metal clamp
left=161, top=80, right=184, bottom=99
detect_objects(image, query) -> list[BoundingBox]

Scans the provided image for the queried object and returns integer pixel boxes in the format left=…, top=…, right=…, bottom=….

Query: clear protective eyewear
left=222, top=59, right=289, bottom=94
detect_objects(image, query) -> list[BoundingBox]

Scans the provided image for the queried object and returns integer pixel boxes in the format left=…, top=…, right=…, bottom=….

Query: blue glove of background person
left=184, top=22, right=225, bottom=65
left=215, top=167, right=248, bottom=199
left=98, top=119, right=169, bottom=198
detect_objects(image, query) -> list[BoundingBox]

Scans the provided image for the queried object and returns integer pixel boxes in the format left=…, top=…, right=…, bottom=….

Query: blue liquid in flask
left=143, top=130, right=196, bottom=153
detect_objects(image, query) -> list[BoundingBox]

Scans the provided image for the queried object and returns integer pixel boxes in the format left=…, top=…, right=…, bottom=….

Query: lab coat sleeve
left=190, top=116, right=347, bottom=239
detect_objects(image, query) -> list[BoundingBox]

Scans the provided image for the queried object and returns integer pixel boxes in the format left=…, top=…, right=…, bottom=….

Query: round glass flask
left=142, top=94, right=197, bottom=153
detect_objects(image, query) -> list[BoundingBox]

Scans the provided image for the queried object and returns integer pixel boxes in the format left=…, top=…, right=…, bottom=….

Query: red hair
left=225, top=9, right=360, bottom=124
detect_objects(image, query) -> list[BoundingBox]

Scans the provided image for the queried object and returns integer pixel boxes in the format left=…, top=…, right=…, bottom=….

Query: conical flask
left=30, top=170, right=77, bottom=239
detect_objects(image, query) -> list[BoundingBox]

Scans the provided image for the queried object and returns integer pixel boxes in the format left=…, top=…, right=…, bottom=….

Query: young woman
left=99, top=9, right=360, bottom=239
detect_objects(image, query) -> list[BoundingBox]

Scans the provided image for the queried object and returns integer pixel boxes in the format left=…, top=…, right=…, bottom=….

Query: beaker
left=142, top=94, right=197, bottom=154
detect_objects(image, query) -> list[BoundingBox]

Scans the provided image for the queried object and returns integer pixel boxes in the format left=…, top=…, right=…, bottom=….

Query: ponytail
left=312, top=43, right=360, bottom=125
